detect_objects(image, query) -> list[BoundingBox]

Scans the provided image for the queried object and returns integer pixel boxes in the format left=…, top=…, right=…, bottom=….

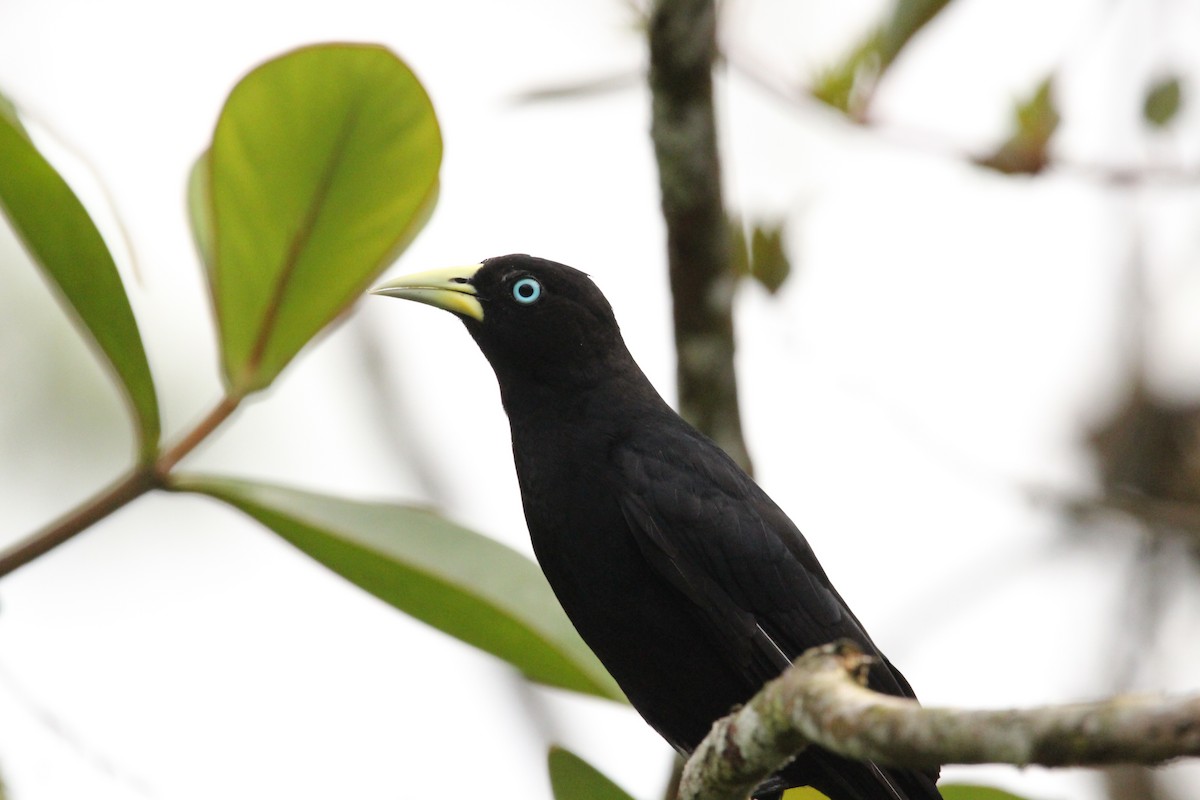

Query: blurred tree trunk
left=1102, top=765, right=1177, bottom=800
left=648, top=0, right=752, bottom=474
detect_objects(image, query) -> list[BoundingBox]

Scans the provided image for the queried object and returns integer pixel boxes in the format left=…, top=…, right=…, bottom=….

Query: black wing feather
left=613, top=422, right=939, bottom=800
left=613, top=424, right=886, bottom=681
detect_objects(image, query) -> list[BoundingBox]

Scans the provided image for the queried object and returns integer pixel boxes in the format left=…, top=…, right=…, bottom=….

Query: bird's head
left=372, top=254, right=630, bottom=387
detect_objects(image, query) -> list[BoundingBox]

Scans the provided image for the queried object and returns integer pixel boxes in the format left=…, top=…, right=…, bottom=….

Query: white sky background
left=2, top=1, right=1200, bottom=799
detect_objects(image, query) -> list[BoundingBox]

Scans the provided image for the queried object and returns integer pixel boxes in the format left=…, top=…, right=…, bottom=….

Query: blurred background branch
left=649, top=0, right=752, bottom=472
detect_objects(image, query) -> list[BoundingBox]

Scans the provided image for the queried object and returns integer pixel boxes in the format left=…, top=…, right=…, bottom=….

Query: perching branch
left=679, top=640, right=1200, bottom=800
left=648, top=0, right=752, bottom=473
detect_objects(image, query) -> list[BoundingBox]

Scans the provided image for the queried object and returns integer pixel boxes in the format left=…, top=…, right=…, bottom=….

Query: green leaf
left=1014, top=78, right=1058, bottom=137
left=1143, top=75, right=1182, bottom=129
left=196, top=43, right=442, bottom=395
left=976, top=76, right=1060, bottom=175
left=186, top=150, right=215, bottom=278
left=0, top=93, right=26, bottom=134
left=940, top=784, right=1040, bottom=800
left=730, top=217, right=792, bottom=294
left=812, top=0, right=952, bottom=117
left=0, top=93, right=160, bottom=461
left=175, top=475, right=625, bottom=702
left=811, top=32, right=882, bottom=116
left=548, top=747, right=637, bottom=800
left=878, top=0, right=953, bottom=66
left=749, top=222, right=791, bottom=294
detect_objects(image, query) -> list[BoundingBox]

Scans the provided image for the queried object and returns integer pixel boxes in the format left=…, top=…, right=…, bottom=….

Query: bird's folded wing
left=617, top=489, right=793, bottom=679
left=613, top=432, right=940, bottom=798
left=612, top=427, right=911, bottom=697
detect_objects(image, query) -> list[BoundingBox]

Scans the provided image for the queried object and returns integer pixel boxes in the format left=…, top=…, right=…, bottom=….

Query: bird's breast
left=507, top=416, right=759, bottom=749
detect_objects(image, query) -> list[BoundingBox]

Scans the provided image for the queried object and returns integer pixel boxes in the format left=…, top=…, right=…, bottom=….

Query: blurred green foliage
left=178, top=475, right=623, bottom=701
left=0, top=91, right=160, bottom=461
left=548, top=747, right=638, bottom=800
left=1143, top=75, right=1183, bottom=129
left=976, top=77, right=1060, bottom=175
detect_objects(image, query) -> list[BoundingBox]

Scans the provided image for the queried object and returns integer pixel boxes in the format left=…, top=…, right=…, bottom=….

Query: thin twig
left=154, top=394, right=241, bottom=478
left=0, top=394, right=242, bottom=578
left=0, top=468, right=157, bottom=577
left=724, top=51, right=1200, bottom=187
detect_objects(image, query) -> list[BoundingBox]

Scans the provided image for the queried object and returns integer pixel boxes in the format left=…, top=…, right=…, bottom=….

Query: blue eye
left=512, top=277, right=542, bottom=304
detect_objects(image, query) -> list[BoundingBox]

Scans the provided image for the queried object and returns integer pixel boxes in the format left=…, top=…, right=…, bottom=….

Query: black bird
left=373, top=254, right=940, bottom=800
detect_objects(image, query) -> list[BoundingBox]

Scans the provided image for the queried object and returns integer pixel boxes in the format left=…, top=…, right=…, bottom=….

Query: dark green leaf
left=731, top=217, right=792, bottom=294
left=940, top=784, right=1040, bottom=800
left=976, top=76, right=1060, bottom=175
left=749, top=222, right=791, bottom=294
left=878, top=0, right=953, bottom=66
left=1143, top=75, right=1182, bottom=129
left=175, top=475, right=625, bottom=702
left=0, top=94, right=160, bottom=460
left=548, top=747, right=637, bottom=800
left=196, top=44, right=442, bottom=395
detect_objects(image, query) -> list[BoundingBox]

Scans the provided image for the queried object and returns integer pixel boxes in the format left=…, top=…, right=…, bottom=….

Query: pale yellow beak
left=371, top=264, right=485, bottom=321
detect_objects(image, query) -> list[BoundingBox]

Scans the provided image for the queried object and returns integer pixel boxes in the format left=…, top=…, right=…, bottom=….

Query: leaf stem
left=154, top=394, right=241, bottom=478
left=0, top=394, right=242, bottom=578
